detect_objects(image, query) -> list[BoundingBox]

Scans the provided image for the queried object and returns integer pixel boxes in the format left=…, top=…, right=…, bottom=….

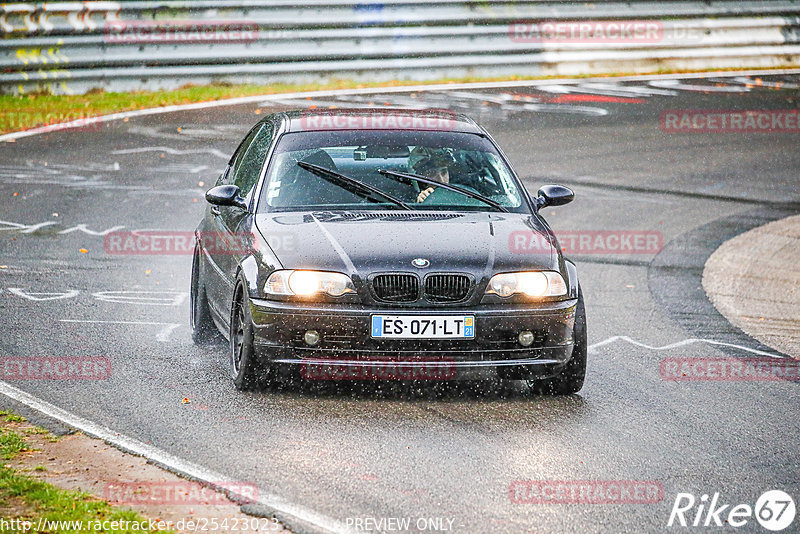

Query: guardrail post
left=1, top=4, right=38, bottom=34
left=81, top=1, right=121, bottom=33
left=39, top=2, right=87, bottom=33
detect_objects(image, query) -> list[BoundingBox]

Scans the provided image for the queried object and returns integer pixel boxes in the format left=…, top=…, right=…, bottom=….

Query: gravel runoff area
left=704, top=214, right=800, bottom=359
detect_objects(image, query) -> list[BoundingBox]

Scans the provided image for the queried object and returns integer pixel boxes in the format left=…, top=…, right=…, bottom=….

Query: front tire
left=529, top=287, right=587, bottom=395
left=230, top=282, right=267, bottom=391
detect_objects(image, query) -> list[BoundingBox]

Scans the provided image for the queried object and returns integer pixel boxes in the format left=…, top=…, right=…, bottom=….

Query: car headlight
left=485, top=271, right=567, bottom=298
left=265, top=270, right=356, bottom=297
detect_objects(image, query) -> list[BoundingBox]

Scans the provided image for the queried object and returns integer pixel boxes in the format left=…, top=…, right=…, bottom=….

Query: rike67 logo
left=668, top=490, right=795, bottom=531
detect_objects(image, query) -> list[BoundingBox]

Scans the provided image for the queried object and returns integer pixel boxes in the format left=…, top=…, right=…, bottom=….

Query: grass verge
left=0, top=415, right=170, bottom=534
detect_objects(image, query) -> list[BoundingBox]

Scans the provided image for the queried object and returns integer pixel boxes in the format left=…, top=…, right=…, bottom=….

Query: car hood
left=256, top=211, right=558, bottom=278
left=255, top=211, right=557, bottom=278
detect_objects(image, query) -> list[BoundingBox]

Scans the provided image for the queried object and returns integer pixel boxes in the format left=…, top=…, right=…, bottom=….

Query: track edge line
left=0, top=380, right=348, bottom=534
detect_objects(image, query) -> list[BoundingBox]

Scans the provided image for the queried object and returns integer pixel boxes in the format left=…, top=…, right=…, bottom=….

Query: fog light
left=304, top=330, right=321, bottom=346
left=518, top=330, right=534, bottom=347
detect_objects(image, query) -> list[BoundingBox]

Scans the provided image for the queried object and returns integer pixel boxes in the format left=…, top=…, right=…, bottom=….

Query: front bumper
left=248, top=298, right=578, bottom=380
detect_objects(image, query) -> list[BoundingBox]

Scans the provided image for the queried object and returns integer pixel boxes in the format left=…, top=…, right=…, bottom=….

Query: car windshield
left=258, top=130, right=527, bottom=213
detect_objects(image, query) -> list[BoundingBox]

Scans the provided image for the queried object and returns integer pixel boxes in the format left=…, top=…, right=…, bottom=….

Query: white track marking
left=154, top=323, right=181, bottom=342
left=46, top=161, right=121, bottom=172
left=521, top=103, right=608, bottom=116
left=7, top=288, right=80, bottom=301
left=0, top=381, right=349, bottom=534
left=2, top=69, right=799, bottom=143
left=648, top=79, right=750, bottom=92
left=537, top=84, right=675, bottom=98
left=112, top=147, right=229, bottom=160
left=0, top=178, right=150, bottom=190
left=588, top=335, right=786, bottom=358
left=58, top=319, right=181, bottom=342
left=578, top=82, right=679, bottom=96
left=91, top=291, right=188, bottom=306
left=719, top=76, right=800, bottom=89
left=151, top=164, right=210, bottom=174
left=0, top=220, right=126, bottom=235
left=58, top=224, right=125, bottom=236
left=0, top=220, right=58, bottom=233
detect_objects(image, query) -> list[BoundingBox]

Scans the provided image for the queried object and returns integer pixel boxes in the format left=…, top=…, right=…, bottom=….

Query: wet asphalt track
left=1, top=72, right=799, bottom=534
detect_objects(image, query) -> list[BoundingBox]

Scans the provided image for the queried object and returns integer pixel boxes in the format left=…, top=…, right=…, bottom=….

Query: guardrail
left=1, top=1, right=799, bottom=94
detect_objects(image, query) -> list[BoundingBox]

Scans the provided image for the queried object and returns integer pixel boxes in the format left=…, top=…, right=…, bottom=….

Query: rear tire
left=191, top=248, right=218, bottom=345
left=230, top=282, right=268, bottom=391
left=528, top=287, right=587, bottom=395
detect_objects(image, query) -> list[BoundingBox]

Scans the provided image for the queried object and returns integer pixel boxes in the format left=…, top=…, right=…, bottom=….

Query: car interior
left=264, top=145, right=520, bottom=210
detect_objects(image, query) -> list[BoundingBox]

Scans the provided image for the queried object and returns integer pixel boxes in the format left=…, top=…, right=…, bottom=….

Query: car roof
left=270, top=108, right=484, bottom=134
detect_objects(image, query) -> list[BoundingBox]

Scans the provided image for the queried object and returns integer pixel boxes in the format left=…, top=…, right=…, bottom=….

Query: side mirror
left=536, top=184, right=574, bottom=209
left=205, top=185, right=248, bottom=211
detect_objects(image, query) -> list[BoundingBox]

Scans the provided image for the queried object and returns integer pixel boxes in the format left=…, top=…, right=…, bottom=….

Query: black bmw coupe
left=191, top=109, right=586, bottom=394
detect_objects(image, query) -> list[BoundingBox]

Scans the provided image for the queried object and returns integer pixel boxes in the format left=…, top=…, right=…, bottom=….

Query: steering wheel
left=420, top=184, right=484, bottom=207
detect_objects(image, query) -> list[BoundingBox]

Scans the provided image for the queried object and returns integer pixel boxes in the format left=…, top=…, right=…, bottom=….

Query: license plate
left=371, top=315, right=474, bottom=339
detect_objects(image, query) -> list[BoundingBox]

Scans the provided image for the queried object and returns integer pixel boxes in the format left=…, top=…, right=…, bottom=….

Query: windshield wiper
left=298, top=161, right=411, bottom=211
left=377, top=169, right=509, bottom=213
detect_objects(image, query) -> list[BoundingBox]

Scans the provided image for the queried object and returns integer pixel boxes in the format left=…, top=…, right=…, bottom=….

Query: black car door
left=206, top=122, right=274, bottom=322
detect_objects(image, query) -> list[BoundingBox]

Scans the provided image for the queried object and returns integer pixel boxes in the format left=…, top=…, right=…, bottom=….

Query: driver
left=411, top=150, right=455, bottom=203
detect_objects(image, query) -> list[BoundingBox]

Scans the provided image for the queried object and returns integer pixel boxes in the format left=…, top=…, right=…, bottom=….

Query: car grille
left=372, top=273, right=473, bottom=303
left=424, top=274, right=471, bottom=302
left=372, top=274, right=419, bottom=302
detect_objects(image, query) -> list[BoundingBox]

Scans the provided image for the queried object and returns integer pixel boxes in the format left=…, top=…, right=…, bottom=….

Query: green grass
left=22, top=426, right=50, bottom=435
left=0, top=410, right=26, bottom=423
left=2, top=65, right=796, bottom=135
left=0, top=466, right=169, bottom=533
left=0, top=79, right=454, bottom=134
left=0, top=423, right=170, bottom=533
left=0, top=429, right=29, bottom=459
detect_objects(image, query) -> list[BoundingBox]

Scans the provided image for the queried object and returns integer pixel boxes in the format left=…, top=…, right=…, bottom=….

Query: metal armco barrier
left=1, top=1, right=799, bottom=94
